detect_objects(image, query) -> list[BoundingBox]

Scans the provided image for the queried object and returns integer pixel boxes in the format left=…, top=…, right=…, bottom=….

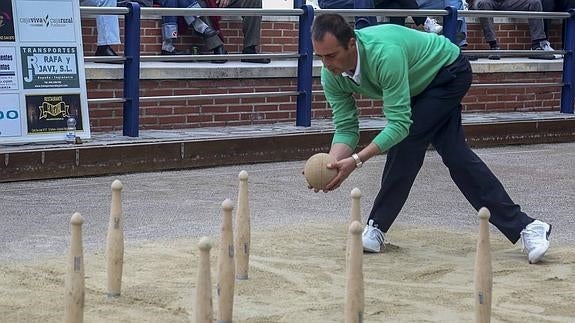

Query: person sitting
left=80, top=0, right=121, bottom=56
left=474, top=0, right=556, bottom=60
left=417, top=0, right=476, bottom=60
left=541, top=0, right=575, bottom=50
left=155, top=0, right=224, bottom=59
left=213, top=0, right=270, bottom=63
left=318, top=0, right=443, bottom=32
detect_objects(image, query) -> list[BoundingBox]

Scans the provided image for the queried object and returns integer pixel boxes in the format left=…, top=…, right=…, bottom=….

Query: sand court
left=1, top=143, right=574, bottom=322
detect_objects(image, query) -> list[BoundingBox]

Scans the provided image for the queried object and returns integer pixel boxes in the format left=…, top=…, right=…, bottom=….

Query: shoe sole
left=529, top=224, right=552, bottom=264
left=363, top=245, right=382, bottom=253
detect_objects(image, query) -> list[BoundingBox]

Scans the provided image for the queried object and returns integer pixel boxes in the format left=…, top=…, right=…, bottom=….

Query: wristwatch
left=351, top=153, right=363, bottom=168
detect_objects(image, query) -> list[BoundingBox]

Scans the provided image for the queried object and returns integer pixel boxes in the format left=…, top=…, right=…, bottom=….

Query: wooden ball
left=304, top=153, right=337, bottom=190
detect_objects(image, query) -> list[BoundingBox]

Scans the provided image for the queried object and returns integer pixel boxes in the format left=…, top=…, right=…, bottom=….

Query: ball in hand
left=304, top=153, right=337, bottom=190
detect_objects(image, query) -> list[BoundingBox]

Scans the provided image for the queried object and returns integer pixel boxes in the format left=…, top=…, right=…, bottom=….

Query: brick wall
left=81, top=16, right=566, bottom=55
left=81, top=16, right=565, bottom=132
left=86, top=71, right=561, bottom=132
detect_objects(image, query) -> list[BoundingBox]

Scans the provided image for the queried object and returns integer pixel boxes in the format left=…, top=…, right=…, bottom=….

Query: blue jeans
left=80, top=0, right=121, bottom=45
left=417, top=0, right=468, bottom=46
left=156, top=0, right=202, bottom=40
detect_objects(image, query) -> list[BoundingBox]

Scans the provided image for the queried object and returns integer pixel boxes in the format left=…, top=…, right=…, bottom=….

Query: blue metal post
left=560, top=9, right=575, bottom=114
left=123, top=2, right=141, bottom=137
left=443, top=6, right=458, bottom=44
left=296, top=2, right=314, bottom=127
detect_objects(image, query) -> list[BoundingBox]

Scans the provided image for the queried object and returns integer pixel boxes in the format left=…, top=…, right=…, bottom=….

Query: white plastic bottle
left=66, top=116, right=76, bottom=144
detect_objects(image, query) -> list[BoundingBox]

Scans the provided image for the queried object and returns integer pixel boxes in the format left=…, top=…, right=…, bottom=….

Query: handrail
left=141, top=7, right=305, bottom=16
left=79, top=5, right=575, bottom=138
left=139, top=91, right=300, bottom=103
left=139, top=53, right=300, bottom=62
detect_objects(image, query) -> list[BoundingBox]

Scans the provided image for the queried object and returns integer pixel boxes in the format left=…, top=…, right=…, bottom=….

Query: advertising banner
left=0, top=0, right=89, bottom=145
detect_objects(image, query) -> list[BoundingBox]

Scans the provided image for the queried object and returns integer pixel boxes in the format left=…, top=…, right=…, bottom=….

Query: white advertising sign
left=0, top=93, right=22, bottom=137
left=0, top=47, right=18, bottom=90
left=0, top=0, right=90, bottom=145
left=16, top=1, right=76, bottom=42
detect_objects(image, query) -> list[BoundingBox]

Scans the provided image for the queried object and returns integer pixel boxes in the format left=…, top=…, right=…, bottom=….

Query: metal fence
left=81, top=2, right=575, bottom=137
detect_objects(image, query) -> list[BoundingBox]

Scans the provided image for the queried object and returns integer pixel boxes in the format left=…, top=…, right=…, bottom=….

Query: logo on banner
left=0, top=93, right=21, bottom=137
left=17, top=2, right=76, bottom=42
left=0, top=1, right=16, bottom=41
left=18, top=15, right=74, bottom=28
left=21, top=47, right=79, bottom=89
left=26, top=94, right=83, bottom=134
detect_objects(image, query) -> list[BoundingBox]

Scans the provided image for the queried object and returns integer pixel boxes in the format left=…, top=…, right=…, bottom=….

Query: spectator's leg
left=540, top=0, right=555, bottom=39
left=156, top=0, right=185, bottom=54
left=398, top=0, right=427, bottom=26
left=354, top=0, right=378, bottom=29
left=197, top=0, right=225, bottom=51
left=474, top=0, right=500, bottom=45
left=228, top=0, right=261, bottom=48
left=376, top=0, right=408, bottom=26
left=178, top=0, right=218, bottom=37
left=501, top=0, right=546, bottom=42
left=81, top=0, right=121, bottom=46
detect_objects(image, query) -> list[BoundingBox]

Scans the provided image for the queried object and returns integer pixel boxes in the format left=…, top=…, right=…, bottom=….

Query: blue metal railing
left=122, top=2, right=141, bottom=137
left=81, top=4, right=575, bottom=137
left=561, top=9, right=575, bottom=113
left=295, top=0, right=314, bottom=127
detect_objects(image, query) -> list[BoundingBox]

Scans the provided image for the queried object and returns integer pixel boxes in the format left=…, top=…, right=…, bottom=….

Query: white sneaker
left=362, top=219, right=385, bottom=253
left=424, top=18, right=443, bottom=34
left=520, top=220, right=552, bottom=264
left=541, top=40, right=562, bottom=59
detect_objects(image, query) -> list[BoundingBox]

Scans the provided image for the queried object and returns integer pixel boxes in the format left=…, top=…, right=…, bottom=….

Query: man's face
left=313, top=32, right=357, bottom=75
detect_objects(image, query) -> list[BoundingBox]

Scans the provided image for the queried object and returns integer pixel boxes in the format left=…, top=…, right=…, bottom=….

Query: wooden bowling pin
left=195, top=237, right=213, bottom=323
left=235, top=170, right=251, bottom=280
left=345, top=221, right=364, bottom=323
left=64, top=212, right=85, bottom=323
left=106, top=179, right=124, bottom=298
left=347, top=188, right=362, bottom=265
left=350, top=188, right=362, bottom=223
left=474, top=207, right=492, bottom=323
left=217, top=199, right=235, bottom=323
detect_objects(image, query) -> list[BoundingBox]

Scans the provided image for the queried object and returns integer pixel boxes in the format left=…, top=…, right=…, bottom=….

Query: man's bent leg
left=431, top=109, right=535, bottom=243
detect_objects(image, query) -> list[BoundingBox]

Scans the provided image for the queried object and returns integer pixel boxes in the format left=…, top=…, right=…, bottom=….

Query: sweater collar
left=341, top=44, right=361, bottom=84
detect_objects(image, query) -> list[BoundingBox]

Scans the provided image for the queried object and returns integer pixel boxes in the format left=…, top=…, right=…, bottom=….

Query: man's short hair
left=312, top=13, right=355, bottom=49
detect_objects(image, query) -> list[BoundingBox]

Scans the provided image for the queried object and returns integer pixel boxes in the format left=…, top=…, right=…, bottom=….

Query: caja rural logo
left=19, top=14, right=73, bottom=27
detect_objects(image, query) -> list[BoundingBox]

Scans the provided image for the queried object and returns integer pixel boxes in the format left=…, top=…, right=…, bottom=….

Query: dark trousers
left=368, top=54, right=534, bottom=244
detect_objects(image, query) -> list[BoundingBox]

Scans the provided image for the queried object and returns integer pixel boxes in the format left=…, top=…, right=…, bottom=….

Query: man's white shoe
left=424, top=18, right=443, bottom=34
left=362, top=219, right=385, bottom=253
left=520, top=220, right=552, bottom=264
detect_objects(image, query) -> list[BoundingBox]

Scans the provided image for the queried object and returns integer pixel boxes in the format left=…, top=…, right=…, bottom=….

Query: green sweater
left=321, top=24, right=460, bottom=152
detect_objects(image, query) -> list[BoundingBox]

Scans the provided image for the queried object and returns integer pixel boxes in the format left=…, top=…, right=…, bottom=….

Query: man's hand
left=216, top=0, right=229, bottom=8
left=321, top=156, right=356, bottom=192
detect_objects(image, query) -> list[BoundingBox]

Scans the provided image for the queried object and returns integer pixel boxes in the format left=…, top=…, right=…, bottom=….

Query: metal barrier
left=80, top=4, right=575, bottom=138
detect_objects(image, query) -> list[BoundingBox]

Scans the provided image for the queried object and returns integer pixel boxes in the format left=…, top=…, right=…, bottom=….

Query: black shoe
left=200, top=26, right=219, bottom=39
left=95, top=45, right=118, bottom=56
left=460, top=44, right=477, bottom=61
left=488, top=46, right=501, bottom=60
left=241, top=46, right=270, bottom=64
left=161, top=48, right=187, bottom=55
left=211, top=45, right=228, bottom=64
